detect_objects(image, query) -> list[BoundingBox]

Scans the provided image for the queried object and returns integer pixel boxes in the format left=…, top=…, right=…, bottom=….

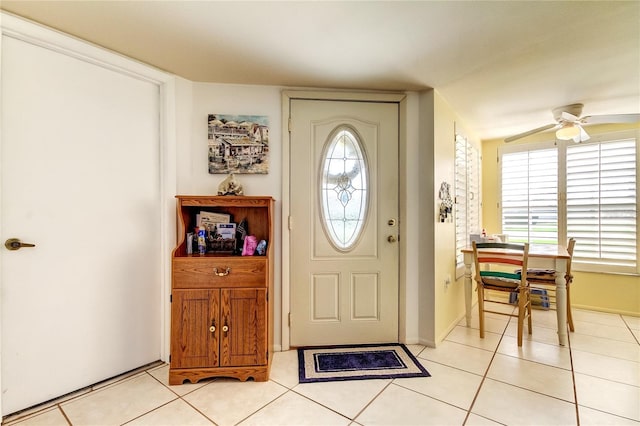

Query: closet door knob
left=5, top=238, right=36, bottom=251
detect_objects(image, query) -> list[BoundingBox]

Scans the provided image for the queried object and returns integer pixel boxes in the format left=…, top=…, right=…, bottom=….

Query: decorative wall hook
left=438, top=181, right=453, bottom=222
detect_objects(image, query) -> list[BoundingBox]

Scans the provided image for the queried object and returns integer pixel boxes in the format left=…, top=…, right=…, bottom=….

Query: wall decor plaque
left=208, top=114, right=269, bottom=174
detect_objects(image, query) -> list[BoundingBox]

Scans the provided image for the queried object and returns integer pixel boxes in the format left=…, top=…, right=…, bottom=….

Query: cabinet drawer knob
left=213, top=267, right=231, bottom=277
left=222, top=325, right=229, bottom=333
left=209, top=325, right=216, bottom=333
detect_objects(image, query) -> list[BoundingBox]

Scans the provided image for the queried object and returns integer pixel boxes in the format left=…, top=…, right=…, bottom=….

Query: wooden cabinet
left=169, top=196, right=274, bottom=385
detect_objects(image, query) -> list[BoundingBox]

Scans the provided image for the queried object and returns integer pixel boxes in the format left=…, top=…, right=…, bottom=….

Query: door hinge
left=288, top=215, right=293, bottom=230
left=288, top=312, right=291, bottom=326
left=288, top=117, right=292, bottom=133
left=169, top=355, right=171, bottom=363
left=266, top=290, right=269, bottom=302
left=170, top=294, right=172, bottom=303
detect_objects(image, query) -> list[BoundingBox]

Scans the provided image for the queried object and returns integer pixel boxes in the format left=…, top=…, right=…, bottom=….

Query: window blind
left=455, top=135, right=480, bottom=269
left=567, top=139, right=637, bottom=268
left=501, top=148, right=558, bottom=244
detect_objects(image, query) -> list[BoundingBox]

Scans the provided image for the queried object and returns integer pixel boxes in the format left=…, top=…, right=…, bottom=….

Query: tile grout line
left=57, top=404, right=72, bottom=426
left=621, top=315, right=640, bottom=345
left=461, top=313, right=511, bottom=425
left=144, top=368, right=223, bottom=425
left=568, top=321, right=581, bottom=425
left=295, top=380, right=392, bottom=423
left=120, top=398, right=181, bottom=426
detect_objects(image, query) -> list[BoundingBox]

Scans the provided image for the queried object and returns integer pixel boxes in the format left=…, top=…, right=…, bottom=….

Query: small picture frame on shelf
left=207, top=222, right=237, bottom=254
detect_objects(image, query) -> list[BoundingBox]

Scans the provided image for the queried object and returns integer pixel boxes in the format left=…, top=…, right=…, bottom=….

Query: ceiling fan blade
left=573, top=125, right=590, bottom=143
left=504, top=123, right=557, bottom=143
left=560, top=111, right=580, bottom=122
left=581, top=114, right=640, bottom=124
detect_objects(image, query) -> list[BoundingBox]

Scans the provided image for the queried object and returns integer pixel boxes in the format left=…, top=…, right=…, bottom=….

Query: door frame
left=281, top=90, right=407, bottom=351
left=0, top=12, right=177, bottom=415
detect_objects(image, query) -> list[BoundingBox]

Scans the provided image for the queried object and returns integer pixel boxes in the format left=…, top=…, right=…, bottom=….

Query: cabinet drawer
left=173, top=257, right=267, bottom=289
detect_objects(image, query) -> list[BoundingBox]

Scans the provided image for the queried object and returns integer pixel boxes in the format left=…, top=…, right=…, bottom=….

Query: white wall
left=175, top=81, right=284, bottom=346
left=401, top=92, right=422, bottom=344
left=418, top=90, right=437, bottom=346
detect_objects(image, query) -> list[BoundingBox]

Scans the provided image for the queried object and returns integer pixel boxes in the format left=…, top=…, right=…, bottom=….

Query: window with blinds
left=500, top=132, right=638, bottom=274
left=567, top=139, right=637, bottom=269
left=501, top=148, right=558, bottom=244
left=455, top=134, right=480, bottom=272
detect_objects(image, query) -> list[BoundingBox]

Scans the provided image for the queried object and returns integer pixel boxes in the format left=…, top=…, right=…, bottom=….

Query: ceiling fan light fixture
left=556, top=123, right=581, bottom=140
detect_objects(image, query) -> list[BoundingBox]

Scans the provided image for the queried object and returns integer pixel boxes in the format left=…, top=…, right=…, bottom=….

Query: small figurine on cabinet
left=217, top=173, right=244, bottom=196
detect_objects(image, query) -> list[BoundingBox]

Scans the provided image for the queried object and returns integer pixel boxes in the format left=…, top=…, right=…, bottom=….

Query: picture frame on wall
left=208, top=114, right=269, bottom=174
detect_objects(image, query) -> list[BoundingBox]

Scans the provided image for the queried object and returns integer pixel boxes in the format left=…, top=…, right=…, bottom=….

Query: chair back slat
left=474, top=242, right=526, bottom=251
left=476, top=256, right=524, bottom=266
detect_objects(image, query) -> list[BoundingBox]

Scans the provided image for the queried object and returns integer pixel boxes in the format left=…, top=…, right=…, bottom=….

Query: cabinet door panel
left=171, top=289, right=219, bottom=368
left=220, top=289, right=267, bottom=367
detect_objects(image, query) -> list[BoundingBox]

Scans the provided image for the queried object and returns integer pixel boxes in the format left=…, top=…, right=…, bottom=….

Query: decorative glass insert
left=320, top=127, right=369, bottom=250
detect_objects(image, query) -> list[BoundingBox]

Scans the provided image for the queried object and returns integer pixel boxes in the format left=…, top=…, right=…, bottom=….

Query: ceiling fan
left=504, top=103, right=640, bottom=143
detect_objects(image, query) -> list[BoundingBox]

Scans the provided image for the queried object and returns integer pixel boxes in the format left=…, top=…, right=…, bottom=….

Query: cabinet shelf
left=173, top=196, right=272, bottom=258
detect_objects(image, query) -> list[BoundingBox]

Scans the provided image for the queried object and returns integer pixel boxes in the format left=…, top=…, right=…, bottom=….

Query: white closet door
left=1, top=36, right=161, bottom=415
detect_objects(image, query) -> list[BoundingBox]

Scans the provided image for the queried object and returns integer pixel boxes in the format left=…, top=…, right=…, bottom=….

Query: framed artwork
left=208, top=114, right=269, bottom=174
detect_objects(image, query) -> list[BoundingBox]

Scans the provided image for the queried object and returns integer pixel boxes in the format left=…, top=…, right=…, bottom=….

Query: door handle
left=387, top=235, right=398, bottom=243
left=5, top=238, right=36, bottom=251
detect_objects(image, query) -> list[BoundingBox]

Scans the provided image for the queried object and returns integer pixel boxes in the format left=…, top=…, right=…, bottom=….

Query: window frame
left=498, top=130, right=639, bottom=275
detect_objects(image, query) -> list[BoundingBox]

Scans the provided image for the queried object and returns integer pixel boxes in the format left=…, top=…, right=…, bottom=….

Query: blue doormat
left=297, top=343, right=430, bottom=383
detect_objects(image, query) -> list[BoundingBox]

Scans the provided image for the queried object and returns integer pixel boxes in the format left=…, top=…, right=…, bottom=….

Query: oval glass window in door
left=320, top=127, right=369, bottom=251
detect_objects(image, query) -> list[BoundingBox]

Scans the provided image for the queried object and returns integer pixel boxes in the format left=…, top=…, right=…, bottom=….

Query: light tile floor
left=4, top=304, right=639, bottom=425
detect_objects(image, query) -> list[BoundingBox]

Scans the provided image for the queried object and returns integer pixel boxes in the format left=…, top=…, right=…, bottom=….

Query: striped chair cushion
left=515, top=268, right=557, bottom=282
left=480, top=271, right=521, bottom=289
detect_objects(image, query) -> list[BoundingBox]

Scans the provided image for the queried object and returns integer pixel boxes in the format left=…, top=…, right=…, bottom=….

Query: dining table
left=461, top=243, right=572, bottom=346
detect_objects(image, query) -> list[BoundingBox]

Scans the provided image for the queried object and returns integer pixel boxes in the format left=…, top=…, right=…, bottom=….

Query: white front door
left=289, top=99, right=399, bottom=346
left=1, top=36, right=162, bottom=415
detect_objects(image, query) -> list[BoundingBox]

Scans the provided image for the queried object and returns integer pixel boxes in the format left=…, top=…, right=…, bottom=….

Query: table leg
left=555, top=258, right=568, bottom=346
left=464, top=253, right=473, bottom=327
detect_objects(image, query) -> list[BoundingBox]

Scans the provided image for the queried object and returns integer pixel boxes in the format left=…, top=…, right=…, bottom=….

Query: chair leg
left=477, top=284, right=485, bottom=339
left=526, top=292, right=533, bottom=335
left=517, top=288, right=526, bottom=346
left=567, top=284, right=575, bottom=332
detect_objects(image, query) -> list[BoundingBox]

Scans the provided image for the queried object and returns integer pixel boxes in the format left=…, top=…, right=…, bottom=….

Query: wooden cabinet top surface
left=176, top=195, right=274, bottom=208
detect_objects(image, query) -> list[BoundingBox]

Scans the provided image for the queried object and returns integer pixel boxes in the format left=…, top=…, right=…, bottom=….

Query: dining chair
left=523, top=238, right=577, bottom=331
left=472, top=241, right=531, bottom=346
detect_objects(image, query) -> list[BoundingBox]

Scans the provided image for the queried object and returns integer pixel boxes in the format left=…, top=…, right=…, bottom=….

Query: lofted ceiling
left=1, top=1, right=639, bottom=141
